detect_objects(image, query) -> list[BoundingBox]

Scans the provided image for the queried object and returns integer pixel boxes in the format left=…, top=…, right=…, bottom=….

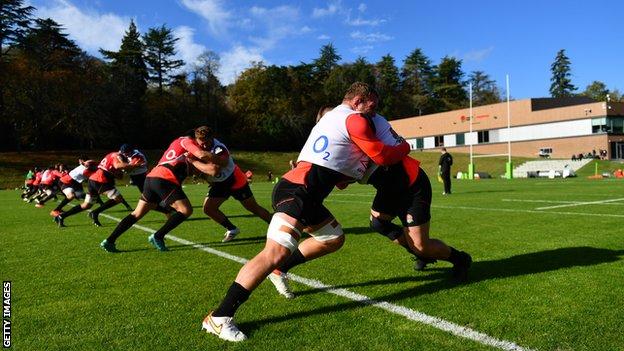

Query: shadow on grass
left=343, top=226, right=373, bottom=235
left=239, top=246, right=623, bottom=334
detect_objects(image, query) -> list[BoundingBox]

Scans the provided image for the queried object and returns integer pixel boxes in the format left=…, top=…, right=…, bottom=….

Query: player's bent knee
left=266, top=216, right=300, bottom=253
left=370, top=216, right=403, bottom=241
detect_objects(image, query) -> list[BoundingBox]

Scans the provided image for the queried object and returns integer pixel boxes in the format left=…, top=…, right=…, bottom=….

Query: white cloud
left=312, top=1, right=342, bottom=18
left=218, top=45, right=266, bottom=85
left=346, top=16, right=385, bottom=26
left=174, top=26, right=207, bottom=70
left=247, top=5, right=301, bottom=51
left=351, top=45, right=373, bottom=55
left=358, top=3, right=367, bottom=12
left=180, top=0, right=232, bottom=36
left=350, top=31, right=393, bottom=42
left=462, top=46, right=495, bottom=62
left=317, top=34, right=331, bottom=40
left=36, top=0, right=129, bottom=53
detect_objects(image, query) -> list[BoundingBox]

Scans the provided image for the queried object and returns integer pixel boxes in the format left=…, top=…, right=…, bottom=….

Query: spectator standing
left=438, top=148, right=453, bottom=195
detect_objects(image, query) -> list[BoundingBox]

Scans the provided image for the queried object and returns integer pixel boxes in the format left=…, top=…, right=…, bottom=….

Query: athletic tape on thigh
left=103, top=187, right=121, bottom=200
left=310, top=220, right=343, bottom=242
left=84, top=194, right=97, bottom=205
left=266, top=216, right=300, bottom=252
left=62, top=188, right=74, bottom=197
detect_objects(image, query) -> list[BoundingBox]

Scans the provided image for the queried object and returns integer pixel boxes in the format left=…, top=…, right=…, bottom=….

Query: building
left=389, top=97, right=624, bottom=159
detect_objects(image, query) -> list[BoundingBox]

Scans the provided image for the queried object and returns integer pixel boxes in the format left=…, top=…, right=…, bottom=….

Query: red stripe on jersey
left=231, top=165, right=248, bottom=190
left=402, top=156, right=421, bottom=186
left=282, top=161, right=312, bottom=185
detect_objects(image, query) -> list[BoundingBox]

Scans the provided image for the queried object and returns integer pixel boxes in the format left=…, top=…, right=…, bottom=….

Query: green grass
left=2, top=174, right=624, bottom=350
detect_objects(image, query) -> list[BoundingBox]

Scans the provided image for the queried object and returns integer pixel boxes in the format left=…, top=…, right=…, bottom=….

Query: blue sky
left=29, top=0, right=624, bottom=99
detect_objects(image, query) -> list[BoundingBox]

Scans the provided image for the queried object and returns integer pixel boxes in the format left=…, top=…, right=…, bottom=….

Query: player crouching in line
left=100, top=126, right=223, bottom=253
left=54, top=150, right=132, bottom=227
left=49, top=156, right=98, bottom=217
left=201, top=136, right=272, bottom=242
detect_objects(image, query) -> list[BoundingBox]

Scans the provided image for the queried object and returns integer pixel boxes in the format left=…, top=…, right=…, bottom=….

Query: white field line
left=502, top=199, right=624, bottom=206
left=322, top=199, right=624, bottom=218
left=535, top=198, right=624, bottom=210
left=98, top=212, right=534, bottom=351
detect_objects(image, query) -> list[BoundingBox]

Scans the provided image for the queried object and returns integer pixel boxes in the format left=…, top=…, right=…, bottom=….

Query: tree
left=468, top=71, right=501, bottom=106
left=549, top=49, right=577, bottom=98
left=143, top=25, right=184, bottom=92
left=400, top=48, right=434, bottom=116
left=430, top=56, right=467, bottom=112
left=312, top=43, right=341, bottom=80
left=0, top=0, right=34, bottom=60
left=581, top=81, right=609, bottom=101
left=374, top=54, right=401, bottom=118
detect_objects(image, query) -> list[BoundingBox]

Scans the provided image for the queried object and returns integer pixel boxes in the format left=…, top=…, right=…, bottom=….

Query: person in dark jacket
left=439, top=148, right=453, bottom=195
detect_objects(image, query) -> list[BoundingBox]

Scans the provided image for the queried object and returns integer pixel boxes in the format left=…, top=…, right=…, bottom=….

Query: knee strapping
left=267, top=216, right=300, bottom=252
left=310, top=220, right=343, bottom=242
left=370, top=216, right=403, bottom=241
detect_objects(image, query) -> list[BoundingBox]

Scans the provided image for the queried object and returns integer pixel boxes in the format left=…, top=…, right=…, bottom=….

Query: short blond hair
left=316, top=105, right=334, bottom=123
left=343, top=82, right=378, bottom=101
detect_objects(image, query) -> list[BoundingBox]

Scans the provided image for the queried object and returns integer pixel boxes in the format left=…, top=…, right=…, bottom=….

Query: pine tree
left=143, top=25, right=184, bottom=92
left=430, top=56, right=467, bottom=112
left=401, top=48, right=434, bottom=115
left=313, top=43, right=341, bottom=79
left=549, top=49, right=577, bottom=98
left=468, top=71, right=501, bottom=106
left=375, top=54, right=401, bottom=118
left=0, top=0, right=34, bottom=60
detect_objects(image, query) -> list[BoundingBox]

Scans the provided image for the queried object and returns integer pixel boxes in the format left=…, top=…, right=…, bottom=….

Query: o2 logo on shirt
left=313, top=135, right=330, bottom=161
left=165, top=150, right=177, bottom=160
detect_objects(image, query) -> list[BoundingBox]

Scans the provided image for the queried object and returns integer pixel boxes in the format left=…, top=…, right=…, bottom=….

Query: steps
left=512, top=159, right=592, bottom=178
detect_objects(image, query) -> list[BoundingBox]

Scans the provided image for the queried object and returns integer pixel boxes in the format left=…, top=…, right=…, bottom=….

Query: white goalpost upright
left=467, top=75, right=513, bottom=179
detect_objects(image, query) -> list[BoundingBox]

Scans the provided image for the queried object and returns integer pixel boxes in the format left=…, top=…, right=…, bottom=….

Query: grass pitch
left=2, top=175, right=624, bottom=350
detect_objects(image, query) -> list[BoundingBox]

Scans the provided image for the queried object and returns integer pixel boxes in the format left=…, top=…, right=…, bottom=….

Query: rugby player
left=54, top=150, right=132, bottom=227
left=201, top=82, right=410, bottom=342
left=49, top=156, right=98, bottom=217
left=100, top=126, right=223, bottom=253
left=201, top=137, right=271, bottom=242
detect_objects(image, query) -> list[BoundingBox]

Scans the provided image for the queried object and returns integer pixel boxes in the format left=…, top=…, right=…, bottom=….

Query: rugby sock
left=213, top=282, right=250, bottom=317
left=278, top=249, right=306, bottom=273
left=96, top=197, right=105, bottom=205
left=217, top=217, right=237, bottom=231
left=91, top=199, right=119, bottom=216
left=38, top=193, right=55, bottom=204
left=60, top=204, right=85, bottom=218
left=107, top=214, right=138, bottom=243
left=153, top=211, right=186, bottom=240
left=53, top=198, right=71, bottom=212
left=121, top=198, right=132, bottom=209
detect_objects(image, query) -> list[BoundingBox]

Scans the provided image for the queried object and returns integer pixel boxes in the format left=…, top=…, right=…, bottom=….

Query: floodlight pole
left=468, top=82, right=474, bottom=179
left=505, top=75, right=513, bottom=179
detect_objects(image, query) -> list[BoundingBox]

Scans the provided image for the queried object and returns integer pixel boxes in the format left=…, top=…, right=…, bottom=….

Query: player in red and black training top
left=100, top=126, right=223, bottom=253
left=54, top=151, right=132, bottom=227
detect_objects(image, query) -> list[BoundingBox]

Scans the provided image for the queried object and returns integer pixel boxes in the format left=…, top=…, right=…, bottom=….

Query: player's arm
left=112, top=154, right=131, bottom=170
left=180, top=138, right=217, bottom=163
left=190, top=159, right=221, bottom=176
left=346, top=114, right=410, bottom=166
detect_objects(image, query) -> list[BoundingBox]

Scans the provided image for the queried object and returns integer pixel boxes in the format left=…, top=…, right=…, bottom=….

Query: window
left=434, top=135, right=444, bottom=147
left=456, top=133, right=465, bottom=146
left=416, top=138, right=424, bottom=149
left=592, top=117, right=607, bottom=133
left=477, top=130, right=489, bottom=143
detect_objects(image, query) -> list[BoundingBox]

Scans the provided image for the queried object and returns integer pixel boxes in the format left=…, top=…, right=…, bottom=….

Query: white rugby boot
left=268, top=271, right=295, bottom=299
left=202, top=312, right=247, bottom=342
left=222, top=227, right=240, bottom=242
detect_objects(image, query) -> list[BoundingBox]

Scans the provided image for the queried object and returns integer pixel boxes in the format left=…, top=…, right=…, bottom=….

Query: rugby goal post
left=468, top=75, right=513, bottom=179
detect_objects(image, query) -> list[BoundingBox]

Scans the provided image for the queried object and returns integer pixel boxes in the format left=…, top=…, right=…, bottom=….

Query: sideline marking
left=535, top=197, right=624, bottom=210
left=321, top=199, right=624, bottom=218
left=98, top=212, right=534, bottom=351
